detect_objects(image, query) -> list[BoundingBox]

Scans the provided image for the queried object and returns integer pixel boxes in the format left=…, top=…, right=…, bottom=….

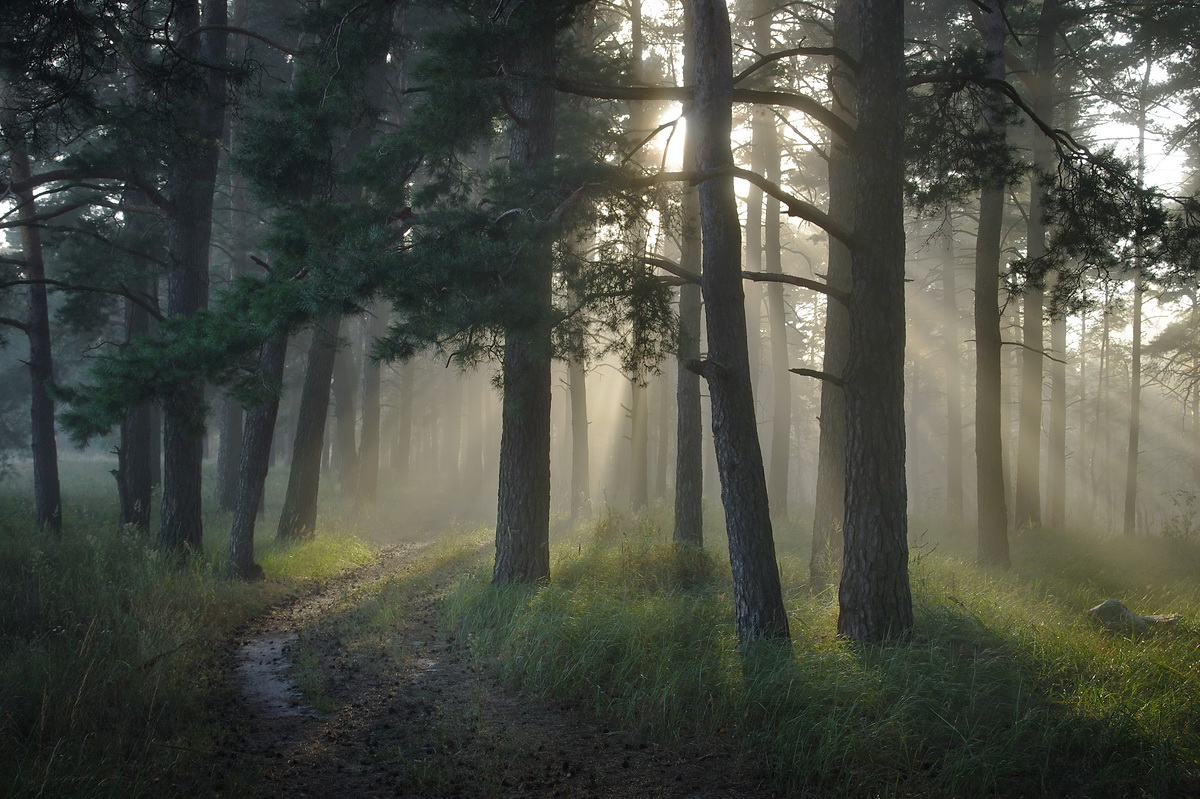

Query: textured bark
left=692, top=0, right=788, bottom=642
left=810, top=0, right=856, bottom=589
left=568, top=359, right=591, bottom=518
left=673, top=4, right=704, bottom=547
left=228, top=336, right=287, bottom=579
left=492, top=16, right=555, bottom=585
left=6, top=137, right=62, bottom=533
left=277, top=318, right=341, bottom=540
left=837, top=0, right=911, bottom=642
left=157, top=0, right=227, bottom=556
left=942, top=237, right=964, bottom=525
left=973, top=0, right=1010, bottom=568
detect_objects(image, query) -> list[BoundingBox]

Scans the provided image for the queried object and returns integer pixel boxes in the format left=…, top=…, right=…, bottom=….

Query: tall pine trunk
left=809, top=0, right=856, bottom=588
left=277, top=318, right=340, bottom=540
left=837, top=0, right=911, bottom=641
left=673, top=3, right=704, bottom=547
left=6, top=136, right=63, bottom=533
left=357, top=305, right=388, bottom=503
left=691, top=0, right=788, bottom=643
left=942, top=235, right=964, bottom=525
left=973, top=0, right=1011, bottom=568
left=493, top=15, right=555, bottom=584
left=228, top=336, right=288, bottom=578
left=157, top=0, right=227, bottom=555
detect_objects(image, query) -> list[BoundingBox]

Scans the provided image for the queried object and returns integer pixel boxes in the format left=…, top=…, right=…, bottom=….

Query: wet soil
left=211, top=542, right=777, bottom=799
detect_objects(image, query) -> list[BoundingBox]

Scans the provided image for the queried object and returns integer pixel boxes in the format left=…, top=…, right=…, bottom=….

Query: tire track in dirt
left=215, top=540, right=776, bottom=799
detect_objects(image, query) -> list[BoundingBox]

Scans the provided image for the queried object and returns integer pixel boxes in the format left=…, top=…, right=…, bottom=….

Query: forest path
left=216, top=540, right=773, bottom=799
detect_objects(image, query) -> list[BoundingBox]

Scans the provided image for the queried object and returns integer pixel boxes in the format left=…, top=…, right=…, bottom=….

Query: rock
left=1086, top=599, right=1182, bottom=633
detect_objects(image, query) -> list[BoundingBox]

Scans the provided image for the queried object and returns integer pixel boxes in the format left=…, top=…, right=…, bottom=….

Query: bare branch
left=789, top=367, right=842, bottom=386
left=734, top=47, right=860, bottom=85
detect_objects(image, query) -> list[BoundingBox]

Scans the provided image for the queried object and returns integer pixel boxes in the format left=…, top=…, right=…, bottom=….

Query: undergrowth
left=0, top=457, right=375, bottom=799
left=445, top=509, right=1200, bottom=798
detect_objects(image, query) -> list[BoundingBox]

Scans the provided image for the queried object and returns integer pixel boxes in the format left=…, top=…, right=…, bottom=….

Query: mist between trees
left=1, top=0, right=1199, bottom=645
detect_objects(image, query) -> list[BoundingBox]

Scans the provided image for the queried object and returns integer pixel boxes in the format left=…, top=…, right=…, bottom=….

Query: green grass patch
left=445, top=511, right=1200, bottom=798
left=0, top=457, right=376, bottom=798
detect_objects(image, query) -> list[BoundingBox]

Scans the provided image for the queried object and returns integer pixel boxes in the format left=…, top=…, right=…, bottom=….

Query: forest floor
left=211, top=541, right=775, bottom=799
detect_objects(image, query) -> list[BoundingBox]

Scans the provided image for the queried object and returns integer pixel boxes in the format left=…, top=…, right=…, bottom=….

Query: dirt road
left=211, top=541, right=774, bottom=798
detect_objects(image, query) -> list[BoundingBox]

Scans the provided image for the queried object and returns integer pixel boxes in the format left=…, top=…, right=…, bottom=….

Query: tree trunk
left=228, top=335, right=287, bottom=578
left=157, top=0, right=227, bottom=556
left=942, top=235, right=964, bottom=525
left=277, top=317, right=340, bottom=540
left=7, top=137, right=63, bottom=534
left=493, top=15, right=555, bottom=585
left=973, top=0, right=1011, bottom=568
left=331, top=340, right=359, bottom=495
left=117, top=267, right=157, bottom=531
left=837, top=0, right=911, bottom=642
left=810, top=0, right=856, bottom=589
left=1124, top=283, right=1142, bottom=535
left=1123, top=59, right=1151, bottom=537
left=691, top=0, right=788, bottom=643
left=1014, top=284, right=1044, bottom=528
left=569, top=358, right=591, bottom=518
left=673, top=4, right=704, bottom=548
left=630, top=379, right=649, bottom=511
left=396, top=358, right=414, bottom=481
left=751, top=0, right=791, bottom=521
left=357, top=305, right=388, bottom=503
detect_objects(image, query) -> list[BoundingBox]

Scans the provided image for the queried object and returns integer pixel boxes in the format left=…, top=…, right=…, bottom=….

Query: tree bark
left=6, top=136, right=63, bottom=534
left=673, top=3, right=704, bottom=548
left=157, top=0, right=227, bottom=556
left=691, top=0, right=788, bottom=643
left=228, top=335, right=287, bottom=578
left=810, top=0, right=856, bottom=589
left=117, top=267, right=157, bottom=531
left=277, top=317, right=340, bottom=540
left=836, top=0, right=911, bottom=642
left=493, top=14, right=556, bottom=585
left=973, top=0, right=1011, bottom=568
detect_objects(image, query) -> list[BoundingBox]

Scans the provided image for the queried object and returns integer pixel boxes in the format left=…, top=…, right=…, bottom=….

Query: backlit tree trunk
left=973, top=0, right=1011, bottom=568
left=673, top=3, right=704, bottom=547
left=691, top=0, right=788, bottom=642
left=810, top=0, right=856, bottom=588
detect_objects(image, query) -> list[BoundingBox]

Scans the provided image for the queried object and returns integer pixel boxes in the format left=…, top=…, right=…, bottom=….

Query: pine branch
left=642, top=255, right=849, bottom=304
left=0, top=279, right=163, bottom=321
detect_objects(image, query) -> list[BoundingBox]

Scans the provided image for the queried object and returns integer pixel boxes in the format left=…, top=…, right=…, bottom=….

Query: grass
left=445, top=508, right=1200, bottom=798
left=0, top=456, right=376, bottom=799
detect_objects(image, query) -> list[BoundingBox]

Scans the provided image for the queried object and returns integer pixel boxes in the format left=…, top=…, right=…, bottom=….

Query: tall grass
left=0, top=457, right=375, bottom=798
left=446, top=510, right=1200, bottom=797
